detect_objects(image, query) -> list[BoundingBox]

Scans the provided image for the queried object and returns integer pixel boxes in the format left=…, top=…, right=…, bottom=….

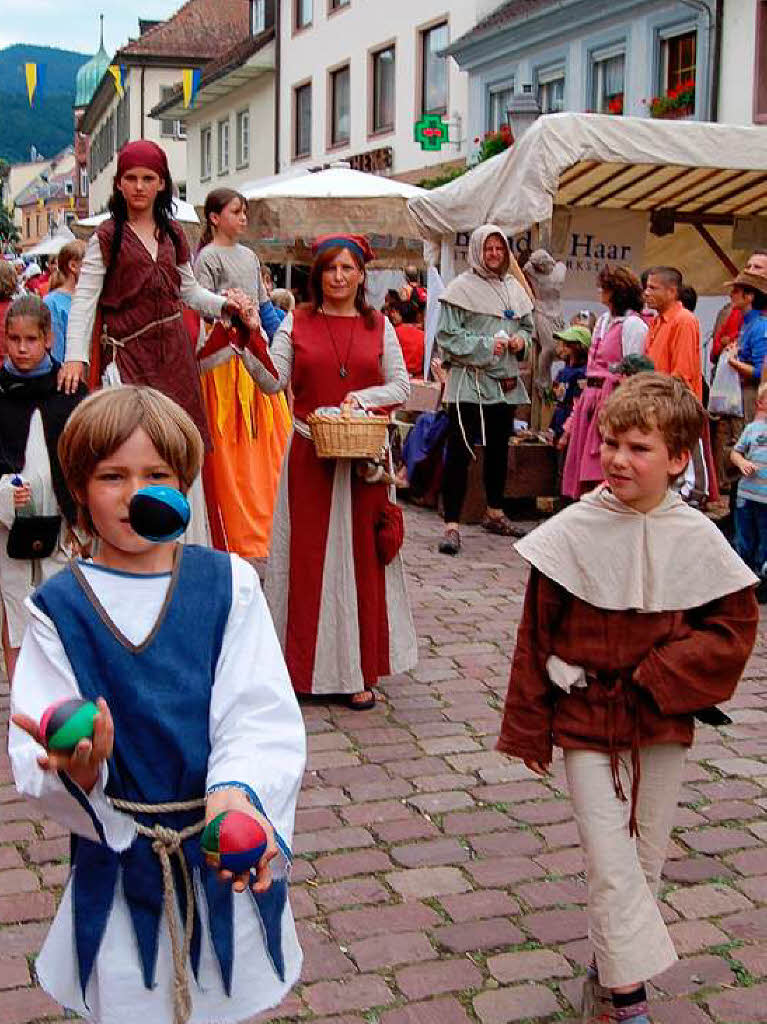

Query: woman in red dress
left=239, top=235, right=417, bottom=708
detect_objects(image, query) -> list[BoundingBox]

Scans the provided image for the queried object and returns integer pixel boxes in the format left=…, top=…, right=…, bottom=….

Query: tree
left=0, top=204, right=19, bottom=245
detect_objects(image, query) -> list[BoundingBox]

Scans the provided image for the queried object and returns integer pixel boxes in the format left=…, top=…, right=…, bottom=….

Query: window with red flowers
left=662, top=31, right=696, bottom=95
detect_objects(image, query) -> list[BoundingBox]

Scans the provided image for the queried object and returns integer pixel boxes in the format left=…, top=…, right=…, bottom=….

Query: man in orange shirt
left=644, top=265, right=719, bottom=505
left=645, top=266, right=702, bottom=400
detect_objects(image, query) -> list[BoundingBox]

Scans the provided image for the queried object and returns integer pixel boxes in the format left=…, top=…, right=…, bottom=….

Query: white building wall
left=278, top=0, right=480, bottom=180
left=184, top=73, right=276, bottom=207
left=88, top=65, right=190, bottom=215
left=718, top=0, right=758, bottom=125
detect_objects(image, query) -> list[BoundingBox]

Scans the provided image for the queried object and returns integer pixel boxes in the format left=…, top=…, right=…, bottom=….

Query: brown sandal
left=347, top=690, right=376, bottom=710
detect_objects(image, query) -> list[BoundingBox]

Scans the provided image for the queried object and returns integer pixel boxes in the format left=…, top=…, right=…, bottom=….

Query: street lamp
left=506, top=84, right=541, bottom=141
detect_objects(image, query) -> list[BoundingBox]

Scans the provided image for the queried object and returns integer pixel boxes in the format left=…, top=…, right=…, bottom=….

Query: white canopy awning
left=240, top=167, right=426, bottom=253
left=25, top=224, right=76, bottom=257
left=74, top=197, right=198, bottom=229
left=407, top=112, right=767, bottom=242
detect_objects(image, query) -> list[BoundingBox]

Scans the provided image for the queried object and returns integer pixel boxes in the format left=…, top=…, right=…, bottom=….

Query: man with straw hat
left=725, top=269, right=767, bottom=422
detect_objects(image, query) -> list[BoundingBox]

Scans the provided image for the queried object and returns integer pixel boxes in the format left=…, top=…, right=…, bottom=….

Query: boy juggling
left=498, top=373, right=758, bottom=1024
left=9, top=387, right=305, bottom=1024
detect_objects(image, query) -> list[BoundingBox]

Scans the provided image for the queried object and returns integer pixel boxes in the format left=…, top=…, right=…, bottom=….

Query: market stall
left=240, top=166, right=426, bottom=270
left=407, top=112, right=767, bottom=509
left=407, top=112, right=767, bottom=295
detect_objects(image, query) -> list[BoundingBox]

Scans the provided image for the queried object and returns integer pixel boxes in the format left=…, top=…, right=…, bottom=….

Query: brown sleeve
left=634, top=585, right=758, bottom=716
left=496, top=569, right=564, bottom=764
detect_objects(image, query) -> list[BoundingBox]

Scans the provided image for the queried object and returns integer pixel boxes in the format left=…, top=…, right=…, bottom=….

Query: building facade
left=151, top=3, right=277, bottom=208
left=719, top=0, right=767, bottom=125
left=14, top=152, right=81, bottom=252
left=276, top=0, right=493, bottom=184
left=79, top=1, right=252, bottom=214
left=446, top=0, right=763, bottom=156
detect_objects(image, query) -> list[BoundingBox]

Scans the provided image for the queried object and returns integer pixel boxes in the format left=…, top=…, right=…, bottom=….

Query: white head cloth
left=440, top=224, right=534, bottom=319
left=515, top=484, right=757, bottom=613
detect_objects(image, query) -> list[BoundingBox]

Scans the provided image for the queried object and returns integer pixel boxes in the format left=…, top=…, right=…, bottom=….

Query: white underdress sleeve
left=8, top=603, right=137, bottom=851
left=348, top=316, right=410, bottom=411
left=621, top=316, right=649, bottom=357
left=240, top=311, right=294, bottom=394
left=206, top=555, right=305, bottom=867
left=65, top=233, right=105, bottom=364
left=178, top=262, right=226, bottom=320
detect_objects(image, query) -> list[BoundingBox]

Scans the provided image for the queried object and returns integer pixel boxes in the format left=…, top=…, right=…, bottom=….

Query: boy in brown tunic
left=498, top=373, right=758, bottom=1024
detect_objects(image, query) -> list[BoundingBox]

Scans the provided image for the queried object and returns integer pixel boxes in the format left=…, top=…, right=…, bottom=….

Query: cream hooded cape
left=515, top=485, right=757, bottom=613
left=440, top=224, right=534, bottom=319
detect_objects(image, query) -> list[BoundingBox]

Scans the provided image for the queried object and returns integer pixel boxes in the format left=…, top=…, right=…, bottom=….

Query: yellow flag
left=182, top=68, right=201, bottom=109
left=108, top=64, right=124, bottom=98
left=25, top=63, right=38, bottom=106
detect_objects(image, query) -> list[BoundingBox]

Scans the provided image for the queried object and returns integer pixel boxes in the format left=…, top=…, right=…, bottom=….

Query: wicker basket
left=307, top=411, right=389, bottom=459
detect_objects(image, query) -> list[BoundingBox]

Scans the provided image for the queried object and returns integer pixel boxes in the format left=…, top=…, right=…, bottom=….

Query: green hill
left=0, top=44, right=91, bottom=163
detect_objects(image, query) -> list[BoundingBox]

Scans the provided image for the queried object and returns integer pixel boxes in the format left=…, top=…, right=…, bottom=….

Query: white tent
left=240, top=167, right=427, bottom=266
left=25, top=224, right=76, bottom=257
left=407, top=112, right=767, bottom=296
left=73, top=198, right=200, bottom=242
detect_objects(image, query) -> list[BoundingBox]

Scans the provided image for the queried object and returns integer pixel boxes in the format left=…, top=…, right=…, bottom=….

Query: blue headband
left=314, top=237, right=367, bottom=262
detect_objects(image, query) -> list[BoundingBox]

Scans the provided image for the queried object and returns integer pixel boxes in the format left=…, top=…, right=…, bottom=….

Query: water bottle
left=12, top=476, right=36, bottom=518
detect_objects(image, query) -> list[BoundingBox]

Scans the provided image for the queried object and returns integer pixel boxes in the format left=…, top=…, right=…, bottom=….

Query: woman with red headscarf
left=238, top=234, right=417, bottom=708
left=60, top=143, right=237, bottom=410
left=59, top=141, right=246, bottom=540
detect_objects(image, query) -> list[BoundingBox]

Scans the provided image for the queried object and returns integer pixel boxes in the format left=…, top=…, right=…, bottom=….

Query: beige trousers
left=564, top=743, right=687, bottom=988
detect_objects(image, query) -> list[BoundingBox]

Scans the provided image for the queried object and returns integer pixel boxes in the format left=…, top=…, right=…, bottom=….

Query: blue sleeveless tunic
left=32, top=546, right=285, bottom=1000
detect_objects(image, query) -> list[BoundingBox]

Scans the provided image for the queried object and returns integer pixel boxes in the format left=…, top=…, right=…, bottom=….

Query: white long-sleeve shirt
left=65, top=233, right=226, bottom=364
left=9, top=554, right=305, bottom=1024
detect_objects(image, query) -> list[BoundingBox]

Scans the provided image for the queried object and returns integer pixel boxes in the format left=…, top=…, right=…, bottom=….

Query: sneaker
left=438, top=529, right=461, bottom=555
left=481, top=514, right=527, bottom=538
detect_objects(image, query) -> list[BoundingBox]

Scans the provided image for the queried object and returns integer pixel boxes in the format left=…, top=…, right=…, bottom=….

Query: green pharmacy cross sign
left=414, top=114, right=449, bottom=151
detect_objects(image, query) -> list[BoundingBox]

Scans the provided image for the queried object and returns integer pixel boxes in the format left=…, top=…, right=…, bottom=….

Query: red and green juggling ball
left=39, top=698, right=100, bottom=754
left=200, top=811, right=268, bottom=874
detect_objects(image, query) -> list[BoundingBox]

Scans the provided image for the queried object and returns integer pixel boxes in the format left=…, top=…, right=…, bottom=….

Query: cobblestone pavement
left=2, top=504, right=767, bottom=1023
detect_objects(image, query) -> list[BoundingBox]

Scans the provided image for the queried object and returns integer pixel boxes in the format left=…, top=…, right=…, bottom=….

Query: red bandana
left=116, top=141, right=169, bottom=181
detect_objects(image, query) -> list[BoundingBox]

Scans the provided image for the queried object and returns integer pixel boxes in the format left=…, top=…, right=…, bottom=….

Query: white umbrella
left=74, top=197, right=200, bottom=232
left=241, top=167, right=426, bottom=249
left=25, top=224, right=77, bottom=257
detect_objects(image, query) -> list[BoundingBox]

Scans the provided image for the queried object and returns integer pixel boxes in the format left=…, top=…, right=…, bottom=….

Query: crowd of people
left=1, top=136, right=765, bottom=1024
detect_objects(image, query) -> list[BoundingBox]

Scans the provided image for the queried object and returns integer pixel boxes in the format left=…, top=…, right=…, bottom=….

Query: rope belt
left=112, top=796, right=207, bottom=1024
left=456, top=367, right=487, bottom=458
left=102, top=312, right=183, bottom=358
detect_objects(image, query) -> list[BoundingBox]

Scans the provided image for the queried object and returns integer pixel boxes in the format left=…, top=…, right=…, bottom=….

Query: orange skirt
left=201, top=355, right=290, bottom=558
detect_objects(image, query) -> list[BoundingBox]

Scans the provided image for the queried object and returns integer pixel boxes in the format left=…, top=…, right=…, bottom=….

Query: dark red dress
left=267, top=308, right=416, bottom=695
left=95, top=220, right=211, bottom=447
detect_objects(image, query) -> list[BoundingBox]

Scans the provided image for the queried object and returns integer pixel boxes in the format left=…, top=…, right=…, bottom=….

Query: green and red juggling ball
left=200, top=811, right=268, bottom=874
left=39, top=698, right=100, bottom=754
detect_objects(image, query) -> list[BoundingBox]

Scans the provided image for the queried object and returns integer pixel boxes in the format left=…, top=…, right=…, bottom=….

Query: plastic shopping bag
left=709, top=352, right=743, bottom=416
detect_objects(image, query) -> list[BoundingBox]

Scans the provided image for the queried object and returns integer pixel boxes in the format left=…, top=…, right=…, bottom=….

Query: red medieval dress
left=91, top=220, right=213, bottom=447
left=241, top=307, right=418, bottom=695
left=64, top=220, right=228, bottom=544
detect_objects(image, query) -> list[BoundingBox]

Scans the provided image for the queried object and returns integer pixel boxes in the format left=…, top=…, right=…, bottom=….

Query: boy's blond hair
left=58, top=386, right=203, bottom=535
left=598, top=372, right=705, bottom=457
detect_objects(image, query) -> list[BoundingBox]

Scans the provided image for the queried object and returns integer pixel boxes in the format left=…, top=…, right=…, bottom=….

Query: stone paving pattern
left=2, top=505, right=767, bottom=1022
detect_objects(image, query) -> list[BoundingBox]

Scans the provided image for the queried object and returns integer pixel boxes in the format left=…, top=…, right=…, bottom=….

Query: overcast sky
left=0, top=3, right=183, bottom=55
